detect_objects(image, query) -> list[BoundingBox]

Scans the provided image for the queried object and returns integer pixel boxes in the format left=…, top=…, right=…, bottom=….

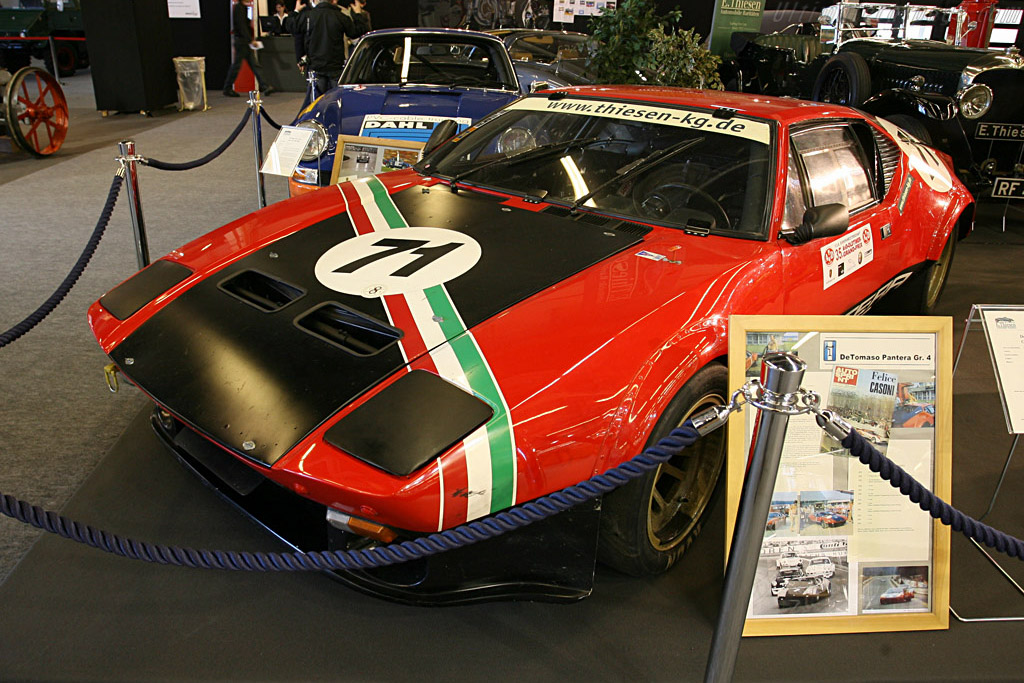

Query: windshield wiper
left=448, top=136, right=605, bottom=192
left=568, top=136, right=705, bottom=212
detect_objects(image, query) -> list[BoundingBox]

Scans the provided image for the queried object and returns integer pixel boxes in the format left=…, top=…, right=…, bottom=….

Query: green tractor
left=0, top=0, right=88, bottom=77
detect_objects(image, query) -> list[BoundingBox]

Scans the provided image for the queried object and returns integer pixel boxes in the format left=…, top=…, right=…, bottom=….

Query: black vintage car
left=727, top=1, right=1024, bottom=191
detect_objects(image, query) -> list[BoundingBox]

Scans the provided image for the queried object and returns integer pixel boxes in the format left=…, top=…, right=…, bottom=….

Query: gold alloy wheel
left=646, top=390, right=727, bottom=551
left=925, top=235, right=955, bottom=311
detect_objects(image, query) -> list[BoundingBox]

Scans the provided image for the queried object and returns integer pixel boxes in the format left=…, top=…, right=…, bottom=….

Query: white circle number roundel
left=315, top=227, right=482, bottom=298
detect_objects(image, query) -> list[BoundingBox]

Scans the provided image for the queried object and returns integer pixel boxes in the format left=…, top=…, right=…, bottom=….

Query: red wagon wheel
left=3, top=66, right=69, bottom=157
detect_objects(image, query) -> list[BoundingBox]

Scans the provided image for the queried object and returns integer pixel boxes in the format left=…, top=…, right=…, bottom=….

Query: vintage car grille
left=874, top=131, right=901, bottom=195
left=878, top=64, right=961, bottom=96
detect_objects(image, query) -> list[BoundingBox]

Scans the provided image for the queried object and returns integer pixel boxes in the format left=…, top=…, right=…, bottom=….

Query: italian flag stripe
left=343, top=178, right=517, bottom=522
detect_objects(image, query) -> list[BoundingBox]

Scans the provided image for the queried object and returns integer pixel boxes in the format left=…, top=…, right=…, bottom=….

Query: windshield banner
left=509, top=97, right=771, bottom=145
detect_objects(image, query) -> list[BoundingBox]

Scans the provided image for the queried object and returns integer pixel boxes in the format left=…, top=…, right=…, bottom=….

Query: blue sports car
left=290, top=28, right=528, bottom=195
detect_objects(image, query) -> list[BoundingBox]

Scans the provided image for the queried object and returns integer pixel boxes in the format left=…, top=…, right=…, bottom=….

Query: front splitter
left=151, top=408, right=599, bottom=605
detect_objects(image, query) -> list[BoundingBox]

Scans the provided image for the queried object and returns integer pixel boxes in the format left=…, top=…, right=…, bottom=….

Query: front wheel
left=598, top=363, right=728, bottom=576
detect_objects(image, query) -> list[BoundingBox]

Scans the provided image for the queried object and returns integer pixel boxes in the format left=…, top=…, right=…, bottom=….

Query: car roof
left=542, top=86, right=861, bottom=126
left=361, top=27, right=506, bottom=45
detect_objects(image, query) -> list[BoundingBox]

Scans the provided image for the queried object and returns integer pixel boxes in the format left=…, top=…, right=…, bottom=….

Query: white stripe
left=351, top=178, right=494, bottom=521
left=436, top=456, right=445, bottom=532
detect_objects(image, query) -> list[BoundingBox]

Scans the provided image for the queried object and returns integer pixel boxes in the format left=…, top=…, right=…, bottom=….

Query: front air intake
left=295, top=303, right=402, bottom=356
left=219, top=270, right=304, bottom=312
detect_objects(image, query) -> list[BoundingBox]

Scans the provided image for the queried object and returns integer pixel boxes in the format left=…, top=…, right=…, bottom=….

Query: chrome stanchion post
left=249, top=90, right=267, bottom=209
left=117, top=139, right=150, bottom=269
left=704, top=353, right=806, bottom=683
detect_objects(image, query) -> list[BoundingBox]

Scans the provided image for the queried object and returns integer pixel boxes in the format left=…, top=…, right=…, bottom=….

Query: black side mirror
left=423, top=119, right=459, bottom=156
left=785, top=203, right=849, bottom=244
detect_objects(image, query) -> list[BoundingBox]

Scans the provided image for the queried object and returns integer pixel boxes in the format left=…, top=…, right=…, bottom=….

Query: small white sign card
left=167, top=0, right=201, bottom=19
left=980, top=307, right=1024, bottom=434
left=261, top=126, right=316, bottom=178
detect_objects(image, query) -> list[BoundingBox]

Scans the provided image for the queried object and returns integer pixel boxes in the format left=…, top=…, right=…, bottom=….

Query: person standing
left=270, top=1, right=289, bottom=34
left=222, top=0, right=276, bottom=97
left=305, top=0, right=369, bottom=95
left=287, top=0, right=312, bottom=68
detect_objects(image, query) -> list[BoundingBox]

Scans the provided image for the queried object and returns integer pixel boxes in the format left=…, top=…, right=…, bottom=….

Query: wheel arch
left=594, top=326, right=727, bottom=475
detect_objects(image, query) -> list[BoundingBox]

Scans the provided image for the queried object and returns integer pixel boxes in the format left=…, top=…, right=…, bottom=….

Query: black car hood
left=109, top=185, right=642, bottom=466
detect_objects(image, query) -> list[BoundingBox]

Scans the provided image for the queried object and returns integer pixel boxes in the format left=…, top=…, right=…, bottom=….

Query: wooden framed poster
left=330, top=135, right=425, bottom=184
left=727, top=315, right=952, bottom=636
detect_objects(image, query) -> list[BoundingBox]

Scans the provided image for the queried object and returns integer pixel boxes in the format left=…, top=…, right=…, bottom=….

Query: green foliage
left=588, top=0, right=722, bottom=90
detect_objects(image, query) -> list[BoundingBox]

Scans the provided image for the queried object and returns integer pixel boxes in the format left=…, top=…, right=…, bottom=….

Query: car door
left=780, top=120, right=898, bottom=314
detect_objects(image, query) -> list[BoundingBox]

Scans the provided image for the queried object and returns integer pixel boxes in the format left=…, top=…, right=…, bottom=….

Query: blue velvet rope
left=0, top=174, right=122, bottom=349
left=260, top=107, right=282, bottom=131
left=144, top=108, right=252, bottom=171
left=0, top=422, right=700, bottom=571
left=842, top=427, right=1024, bottom=559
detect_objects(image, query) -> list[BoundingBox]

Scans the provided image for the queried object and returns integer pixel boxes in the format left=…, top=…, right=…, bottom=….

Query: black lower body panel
left=150, top=408, right=599, bottom=605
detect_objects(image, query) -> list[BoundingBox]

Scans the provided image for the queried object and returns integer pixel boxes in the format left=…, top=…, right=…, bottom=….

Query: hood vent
left=614, top=221, right=654, bottom=237
left=219, top=270, right=304, bottom=312
left=295, top=303, right=402, bottom=357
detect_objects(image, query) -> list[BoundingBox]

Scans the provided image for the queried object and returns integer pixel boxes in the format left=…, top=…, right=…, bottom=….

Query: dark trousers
left=313, top=70, right=342, bottom=98
left=223, top=39, right=269, bottom=92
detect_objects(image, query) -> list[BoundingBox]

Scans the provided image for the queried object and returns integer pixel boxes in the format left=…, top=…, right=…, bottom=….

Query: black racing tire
left=598, top=363, right=728, bottom=577
left=812, top=52, right=871, bottom=106
left=885, top=114, right=932, bottom=144
left=874, top=229, right=957, bottom=315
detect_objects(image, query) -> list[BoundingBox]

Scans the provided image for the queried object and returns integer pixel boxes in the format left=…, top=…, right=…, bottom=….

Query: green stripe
left=369, top=176, right=516, bottom=512
left=368, top=178, right=407, bottom=228
left=426, top=287, right=515, bottom=511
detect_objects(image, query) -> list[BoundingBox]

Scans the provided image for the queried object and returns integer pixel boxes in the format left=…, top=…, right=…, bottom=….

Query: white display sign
left=980, top=308, right=1024, bottom=434
left=260, top=126, right=315, bottom=178
left=167, top=0, right=201, bottom=19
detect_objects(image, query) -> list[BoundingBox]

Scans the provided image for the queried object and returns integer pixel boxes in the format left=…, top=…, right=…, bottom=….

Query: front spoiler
left=151, top=409, right=599, bottom=605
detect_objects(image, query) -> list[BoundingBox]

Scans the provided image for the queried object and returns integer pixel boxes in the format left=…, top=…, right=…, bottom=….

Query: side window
left=791, top=124, right=876, bottom=212
left=782, top=150, right=807, bottom=233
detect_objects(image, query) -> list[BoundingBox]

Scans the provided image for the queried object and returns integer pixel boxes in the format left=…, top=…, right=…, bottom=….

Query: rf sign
left=315, top=227, right=482, bottom=298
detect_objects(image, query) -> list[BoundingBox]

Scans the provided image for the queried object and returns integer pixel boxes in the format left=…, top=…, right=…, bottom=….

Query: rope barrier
left=260, top=107, right=282, bottom=131
left=842, top=427, right=1024, bottom=559
left=143, top=108, right=252, bottom=171
left=0, top=174, right=122, bottom=349
left=0, top=422, right=700, bottom=572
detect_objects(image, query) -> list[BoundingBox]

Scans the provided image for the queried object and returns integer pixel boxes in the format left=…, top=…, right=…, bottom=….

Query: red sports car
left=89, top=87, right=972, bottom=603
left=880, top=584, right=916, bottom=604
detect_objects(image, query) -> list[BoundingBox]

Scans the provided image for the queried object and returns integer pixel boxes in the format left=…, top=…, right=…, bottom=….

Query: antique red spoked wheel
left=2, top=66, right=69, bottom=157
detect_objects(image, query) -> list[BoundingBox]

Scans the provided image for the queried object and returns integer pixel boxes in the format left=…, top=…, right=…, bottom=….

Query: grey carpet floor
left=0, top=69, right=305, bottom=583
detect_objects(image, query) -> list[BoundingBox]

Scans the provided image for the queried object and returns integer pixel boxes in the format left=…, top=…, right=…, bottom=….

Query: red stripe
left=339, top=184, right=376, bottom=236
left=441, top=443, right=470, bottom=528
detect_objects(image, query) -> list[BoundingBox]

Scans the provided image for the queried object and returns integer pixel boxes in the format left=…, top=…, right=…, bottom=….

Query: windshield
left=343, top=34, right=516, bottom=90
left=507, top=33, right=592, bottom=64
left=427, top=97, right=774, bottom=236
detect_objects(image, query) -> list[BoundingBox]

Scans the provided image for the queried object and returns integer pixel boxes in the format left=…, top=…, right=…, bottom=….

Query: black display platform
left=1, top=394, right=1022, bottom=681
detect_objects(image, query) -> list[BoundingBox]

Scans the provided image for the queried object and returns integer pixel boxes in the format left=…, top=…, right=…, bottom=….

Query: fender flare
left=594, top=326, right=726, bottom=475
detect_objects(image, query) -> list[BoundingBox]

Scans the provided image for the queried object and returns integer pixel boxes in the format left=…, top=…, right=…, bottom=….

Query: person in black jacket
left=287, top=0, right=311, bottom=70
left=222, top=0, right=276, bottom=97
left=305, top=0, right=369, bottom=95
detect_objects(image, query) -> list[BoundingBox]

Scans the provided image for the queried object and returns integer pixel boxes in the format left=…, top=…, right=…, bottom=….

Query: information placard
left=979, top=307, right=1024, bottom=434
left=260, top=126, right=315, bottom=177
left=728, top=315, right=952, bottom=636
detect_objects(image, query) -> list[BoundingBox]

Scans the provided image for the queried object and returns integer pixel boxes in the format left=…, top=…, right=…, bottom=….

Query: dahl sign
left=992, top=177, right=1024, bottom=199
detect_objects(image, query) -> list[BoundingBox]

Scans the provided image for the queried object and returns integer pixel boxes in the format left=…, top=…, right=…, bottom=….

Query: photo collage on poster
left=745, top=331, right=936, bottom=620
left=553, top=0, right=615, bottom=21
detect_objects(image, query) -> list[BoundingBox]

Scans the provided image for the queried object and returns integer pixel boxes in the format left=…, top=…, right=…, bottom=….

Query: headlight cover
left=297, top=120, right=329, bottom=161
left=958, top=83, right=993, bottom=120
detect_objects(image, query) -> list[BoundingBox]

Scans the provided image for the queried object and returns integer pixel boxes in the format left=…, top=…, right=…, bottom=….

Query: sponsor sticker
left=508, top=97, right=771, bottom=145
left=314, top=227, right=482, bottom=297
left=636, top=249, right=667, bottom=262
left=821, top=226, right=873, bottom=290
left=359, top=115, right=473, bottom=144
left=897, top=176, right=913, bottom=214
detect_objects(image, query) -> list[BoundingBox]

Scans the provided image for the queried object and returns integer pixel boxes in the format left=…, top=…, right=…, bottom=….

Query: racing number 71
left=333, top=237, right=463, bottom=278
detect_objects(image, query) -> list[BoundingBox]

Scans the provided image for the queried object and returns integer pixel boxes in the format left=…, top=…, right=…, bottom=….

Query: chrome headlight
left=296, top=120, right=329, bottom=161
left=958, top=83, right=993, bottom=120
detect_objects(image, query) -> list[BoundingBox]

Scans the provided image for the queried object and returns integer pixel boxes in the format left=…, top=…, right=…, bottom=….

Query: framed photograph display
left=727, top=315, right=952, bottom=636
left=330, top=135, right=425, bottom=184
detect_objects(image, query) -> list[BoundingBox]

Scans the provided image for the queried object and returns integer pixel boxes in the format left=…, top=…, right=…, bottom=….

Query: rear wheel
left=874, top=230, right=957, bottom=315
left=812, top=52, right=871, bottom=106
left=598, top=363, right=728, bottom=576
